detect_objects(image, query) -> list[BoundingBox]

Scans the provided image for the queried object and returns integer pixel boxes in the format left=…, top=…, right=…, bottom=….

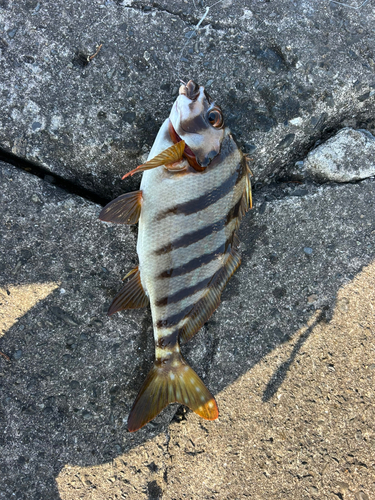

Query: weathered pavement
left=1, top=0, right=375, bottom=499
left=1, top=162, right=374, bottom=499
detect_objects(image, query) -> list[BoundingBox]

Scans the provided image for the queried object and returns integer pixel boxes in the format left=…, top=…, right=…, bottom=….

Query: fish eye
left=207, top=108, right=223, bottom=128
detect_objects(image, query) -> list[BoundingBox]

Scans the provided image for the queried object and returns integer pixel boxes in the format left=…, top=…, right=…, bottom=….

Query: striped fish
left=99, top=80, right=252, bottom=432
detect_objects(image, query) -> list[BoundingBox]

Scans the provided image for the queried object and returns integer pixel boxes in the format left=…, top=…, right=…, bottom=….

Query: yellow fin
left=99, top=191, right=142, bottom=225
left=127, top=354, right=218, bottom=432
left=243, top=154, right=253, bottom=210
left=108, top=266, right=149, bottom=316
left=122, top=141, right=185, bottom=179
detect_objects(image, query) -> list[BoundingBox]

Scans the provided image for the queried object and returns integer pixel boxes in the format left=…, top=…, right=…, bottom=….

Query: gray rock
left=302, top=127, right=375, bottom=182
left=1, top=1, right=375, bottom=197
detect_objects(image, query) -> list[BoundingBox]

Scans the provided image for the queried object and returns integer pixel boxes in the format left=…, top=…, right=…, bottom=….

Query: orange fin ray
left=108, top=266, right=149, bottom=316
left=245, top=171, right=253, bottom=210
left=179, top=244, right=242, bottom=344
left=127, top=354, right=218, bottom=432
left=122, top=141, right=185, bottom=179
left=99, top=191, right=142, bottom=225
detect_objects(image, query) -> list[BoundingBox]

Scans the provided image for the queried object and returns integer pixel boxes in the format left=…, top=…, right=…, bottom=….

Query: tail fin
left=127, top=354, right=218, bottom=432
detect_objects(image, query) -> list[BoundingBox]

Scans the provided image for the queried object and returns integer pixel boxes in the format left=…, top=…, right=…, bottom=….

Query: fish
left=99, top=80, right=252, bottom=432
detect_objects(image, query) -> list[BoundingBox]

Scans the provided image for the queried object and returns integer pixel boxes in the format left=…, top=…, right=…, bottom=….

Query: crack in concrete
left=1, top=144, right=374, bottom=216
left=0, top=147, right=110, bottom=207
left=125, top=1, right=232, bottom=32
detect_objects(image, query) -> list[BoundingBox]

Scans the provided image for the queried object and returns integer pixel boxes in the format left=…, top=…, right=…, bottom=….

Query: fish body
left=99, top=81, right=252, bottom=431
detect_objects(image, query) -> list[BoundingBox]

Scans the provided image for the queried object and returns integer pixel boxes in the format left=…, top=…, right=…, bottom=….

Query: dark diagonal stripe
left=154, top=218, right=226, bottom=255
left=157, top=165, right=243, bottom=220
left=154, top=189, right=244, bottom=257
left=226, top=194, right=243, bottom=225
left=155, top=274, right=213, bottom=307
left=157, top=141, right=244, bottom=221
left=158, top=243, right=225, bottom=279
left=156, top=330, right=179, bottom=349
left=156, top=303, right=195, bottom=329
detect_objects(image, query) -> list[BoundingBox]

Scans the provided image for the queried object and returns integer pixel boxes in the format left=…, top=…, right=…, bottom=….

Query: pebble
left=303, top=247, right=313, bottom=255
left=289, top=117, right=303, bottom=126
left=31, top=194, right=42, bottom=203
left=32, top=121, right=42, bottom=131
left=276, top=133, right=295, bottom=150
left=50, top=306, right=78, bottom=326
left=13, top=349, right=23, bottom=360
left=82, top=410, right=92, bottom=420
left=8, top=28, right=18, bottom=38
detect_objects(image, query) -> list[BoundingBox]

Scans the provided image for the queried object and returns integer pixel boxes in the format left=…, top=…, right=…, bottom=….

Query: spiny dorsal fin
left=108, top=266, right=149, bottom=316
left=99, top=191, right=142, bottom=225
left=127, top=354, right=218, bottom=432
left=179, top=244, right=241, bottom=344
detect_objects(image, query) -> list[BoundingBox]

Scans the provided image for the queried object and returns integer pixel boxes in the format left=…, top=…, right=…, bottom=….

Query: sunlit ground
left=0, top=283, right=60, bottom=337
left=56, top=262, right=375, bottom=499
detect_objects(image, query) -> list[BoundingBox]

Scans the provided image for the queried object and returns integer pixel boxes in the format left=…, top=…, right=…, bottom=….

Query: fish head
left=169, top=80, right=225, bottom=170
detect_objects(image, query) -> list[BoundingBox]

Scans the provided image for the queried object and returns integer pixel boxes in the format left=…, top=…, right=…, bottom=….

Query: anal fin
left=127, top=353, right=218, bottom=432
left=108, top=266, right=149, bottom=316
left=99, top=191, right=142, bottom=225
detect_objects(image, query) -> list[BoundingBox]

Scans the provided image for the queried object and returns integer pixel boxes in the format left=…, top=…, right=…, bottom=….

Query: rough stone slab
left=294, top=127, right=375, bottom=182
left=1, top=0, right=375, bottom=197
left=1, top=159, right=375, bottom=498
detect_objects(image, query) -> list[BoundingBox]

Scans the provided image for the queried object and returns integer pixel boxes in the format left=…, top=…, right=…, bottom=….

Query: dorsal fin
left=127, top=353, right=218, bottom=432
left=179, top=243, right=241, bottom=344
left=99, top=191, right=142, bottom=225
left=108, top=266, right=149, bottom=316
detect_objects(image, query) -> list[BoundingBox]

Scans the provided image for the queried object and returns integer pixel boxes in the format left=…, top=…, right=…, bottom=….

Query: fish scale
left=99, top=80, right=252, bottom=431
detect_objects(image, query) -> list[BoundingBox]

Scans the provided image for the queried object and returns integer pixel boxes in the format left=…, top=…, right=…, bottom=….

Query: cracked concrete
left=1, top=0, right=375, bottom=198
left=1, top=0, right=375, bottom=498
left=1, top=157, right=374, bottom=498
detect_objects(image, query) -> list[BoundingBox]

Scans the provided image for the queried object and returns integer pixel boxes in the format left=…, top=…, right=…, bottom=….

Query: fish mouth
left=168, top=120, right=205, bottom=172
left=178, top=80, right=200, bottom=101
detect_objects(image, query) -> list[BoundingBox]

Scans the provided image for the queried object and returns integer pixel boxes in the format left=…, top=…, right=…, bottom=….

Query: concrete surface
left=1, top=0, right=375, bottom=498
left=1, top=0, right=375, bottom=198
left=1, top=160, right=374, bottom=499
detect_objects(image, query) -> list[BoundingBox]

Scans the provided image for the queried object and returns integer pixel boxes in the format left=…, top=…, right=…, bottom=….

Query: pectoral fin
left=122, top=141, right=185, bottom=179
left=99, top=191, right=142, bottom=225
left=108, top=266, right=149, bottom=316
